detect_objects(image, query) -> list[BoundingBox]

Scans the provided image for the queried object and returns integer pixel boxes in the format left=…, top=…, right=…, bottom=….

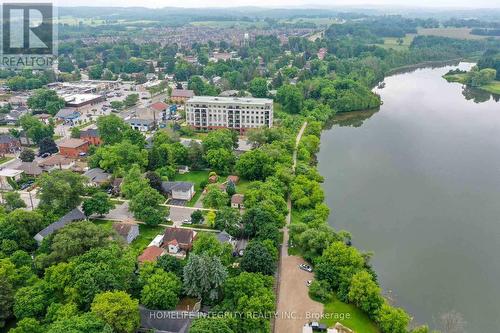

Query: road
left=275, top=121, right=323, bottom=333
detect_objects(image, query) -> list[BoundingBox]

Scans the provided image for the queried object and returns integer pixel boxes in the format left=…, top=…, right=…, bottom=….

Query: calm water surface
left=318, top=63, right=500, bottom=331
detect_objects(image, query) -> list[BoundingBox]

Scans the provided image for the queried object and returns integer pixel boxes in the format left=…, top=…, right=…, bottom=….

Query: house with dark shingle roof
left=112, top=222, right=139, bottom=244
left=83, top=168, right=111, bottom=186
left=0, top=133, right=20, bottom=154
left=161, top=181, right=195, bottom=201
left=34, top=208, right=86, bottom=244
left=161, top=227, right=196, bottom=255
left=80, top=128, right=101, bottom=146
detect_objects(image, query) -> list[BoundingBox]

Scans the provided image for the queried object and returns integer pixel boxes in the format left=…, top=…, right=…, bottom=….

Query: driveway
left=275, top=255, right=323, bottom=332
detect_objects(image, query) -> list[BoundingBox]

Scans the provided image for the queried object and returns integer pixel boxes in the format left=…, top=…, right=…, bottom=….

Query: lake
left=318, top=62, right=500, bottom=331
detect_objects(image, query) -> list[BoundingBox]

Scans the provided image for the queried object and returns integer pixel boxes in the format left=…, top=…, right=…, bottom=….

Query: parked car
left=183, top=219, right=192, bottom=224
left=299, top=264, right=313, bottom=272
left=39, top=152, right=51, bottom=158
left=306, top=280, right=312, bottom=287
left=166, top=217, right=172, bottom=222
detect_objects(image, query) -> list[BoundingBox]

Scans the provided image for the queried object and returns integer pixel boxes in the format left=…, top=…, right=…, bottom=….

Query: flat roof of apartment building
left=187, top=96, right=273, bottom=105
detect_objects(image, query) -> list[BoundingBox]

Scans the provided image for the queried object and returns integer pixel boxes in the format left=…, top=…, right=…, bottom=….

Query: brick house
left=80, top=128, right=102, bottom=146
left=161, top=227, right=196, bottom=254
left=170, top=89, right=194, bottom=104
left=0, top=134, right=20, bottom=154
left=57, top=138, right=89, bottom=158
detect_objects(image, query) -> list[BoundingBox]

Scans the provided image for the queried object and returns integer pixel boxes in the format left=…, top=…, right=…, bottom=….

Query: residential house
left=55, top=108, right=81, bottom=125
left=0, top=168, right=23, bottom=190
left=231, top=194, right=244, bottom=209
left=161, top=181, right=195, bottom=201
left=112, top=222, right=139, bottom=244
left=170, top=89, right=194, bottom=104
left=217, top=230, right=236, bottom=249
left=38, top=154, right=75, bottom=171
left=0, top=134, right=20, bottom=154
left=34, top=208, right=86, bottom=244
left=161, top=227, right=196, bottom=256
left=126, top=118, right=155, bottom=132
left=138, top=246, right=165, bottom=263
left=150, top=101, right=168, bottom=113
left=57, top=138, right=89, bottom=158
left=34, top=113, right=52, bottom=125
left=138, top=307, right=196, bottom=333
left=83, top=167, right=111, bottom=186
left=15, top=162, right=43, bottom=176
left=80, top=128, right=102, bottom=146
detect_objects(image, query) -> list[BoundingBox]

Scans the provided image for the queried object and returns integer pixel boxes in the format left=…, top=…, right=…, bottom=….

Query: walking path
left=275, top=122, right=323, bottom=332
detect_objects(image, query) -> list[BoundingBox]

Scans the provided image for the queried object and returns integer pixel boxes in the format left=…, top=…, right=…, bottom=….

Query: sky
left=54, top=0, right=500, bottom=8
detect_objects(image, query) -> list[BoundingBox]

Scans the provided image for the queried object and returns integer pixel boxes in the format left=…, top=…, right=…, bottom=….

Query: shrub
left=309, top=279, right=332, bottom=303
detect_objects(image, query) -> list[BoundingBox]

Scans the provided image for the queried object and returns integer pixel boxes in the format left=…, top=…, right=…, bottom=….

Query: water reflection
left=461, top=85, right=500, bottom=103
left=328, top=108, right=379, bottom=129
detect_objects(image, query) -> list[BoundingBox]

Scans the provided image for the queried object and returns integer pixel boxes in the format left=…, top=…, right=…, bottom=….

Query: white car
left=183, top=219, right=192, bottom=224
left=299, top=264, right=313, bottom=272
left=306, top=280, right=312, bottom=287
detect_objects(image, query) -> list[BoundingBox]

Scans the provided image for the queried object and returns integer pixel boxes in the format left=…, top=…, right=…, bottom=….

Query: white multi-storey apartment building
left=185, top=96, right=273, bottom=133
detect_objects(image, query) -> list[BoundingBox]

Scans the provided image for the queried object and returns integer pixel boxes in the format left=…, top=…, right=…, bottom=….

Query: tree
left=0, top=275, right=14, bottom=328
left=225, top=181, right=236, bottom=197
left=129, top=187, right=167, bottom=226
left=145, top=171, right=162, bottom=192
left=192, top=233, right=233, bottom=265
left=37, top=170, right=85, bottom=215
left=121, top=165, right=150, bottom=199
left=96, top=115, right=129, bottom=145
left=183, top=254, right=227, bottom=302
left=141, top=271, right=182, bottom=310
left=91, top=291, right=140, bottom=333
left=19, top=149, right=35, bottom=162
left=348, top=270, right=383, bottom=318
left=19, top=115, right=54, bottom=144
left=214, top=207, right=241, bottom=236
left=89, top=141, right=148, bottom=175
left=82, top=192, right=114, bottom=217
left=248, top=77, right=268, bottom=98
left=276, top=84, right=303, bottom=114
left=110, top=101, right=124, bottom=111
left=13, top=280, right=52, bottom=319
left=46, top=313, right=109, bottom=333
left=9, top=318, right=43, bottom=333
left=70, top=127, right=81, bottom=139
left=3, top=192, right=26, bottom=211
left=42, top=221, right=113, bottom=265
left=203, top=129, right=237, bottom=152
left=190, top=210, right=204, bottom=224
left=88, top=65, right=103, bottom=80
left=204, top=148, right=235, bottom=175
left=38, top=137, right=58, bottom=156
left=376, top=303, right=410, bottom=333
left=156, top=254, right=184, bottom=279
left=240, top=241, right=276, bottom=275
left=27, top=88, right=65, bottom=115
left=217, top=272, right=275, bottom=333
left=235, top=149, right=274, bottom=181
left=124, top=94, right=139, bottom=107
left=190, top=318, right=235, bottom=333
left=203, top=185, right=229, bottom=209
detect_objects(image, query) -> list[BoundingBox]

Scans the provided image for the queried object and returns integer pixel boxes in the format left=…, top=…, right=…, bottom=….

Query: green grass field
left=443, top=73, right=500, bottom=95
left=173, top=170, right=210, bottom=206
left=321, top=294, right=380, bottom=333
left=377, top=35, right=415, bottom=51
left=0, top=156, right=14, bottom=164
left=417, top=27, right=493, bottom=40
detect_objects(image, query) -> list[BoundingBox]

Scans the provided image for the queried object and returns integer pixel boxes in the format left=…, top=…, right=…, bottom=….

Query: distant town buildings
left=170, top=89, right=195, bottom=104
left=185, top=96, right=273, bottom=133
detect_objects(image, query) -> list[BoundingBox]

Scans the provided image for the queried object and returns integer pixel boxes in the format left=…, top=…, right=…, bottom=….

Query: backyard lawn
left=173, top=170, right=209, bottom=206
left=91, top=219, right=165, bottom=254
left=321, top=294, right=380, bottom=333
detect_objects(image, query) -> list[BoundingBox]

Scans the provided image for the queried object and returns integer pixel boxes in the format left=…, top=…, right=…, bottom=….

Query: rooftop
left=83, top=168, right=111, bottom=183
left=161, top=181, right=194, bottom=193
left=171, top=89, right=195, bottom=98
left=138, top=246, right=165, bottom=263
left=187, top=96, right=273, bottom=105
left=35, top=208, right=86, bottom=239
left=0, top=168, right=23, bottom=177
left=57, top=138, right=88, bottom=149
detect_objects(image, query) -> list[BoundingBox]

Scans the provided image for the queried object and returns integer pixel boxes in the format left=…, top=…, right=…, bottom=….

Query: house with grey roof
left=216, top=230, right=236, bottom=249
left=83, top=168, right=111, bottom=186
left=15, top=162, right=43, bottom=176
left=34, top=208, right=86, bottom=244
left=126, top=118, right=155, bottom=132
left=112, top=222, right=139, bottom=244
left=161, top=181, right=195, bottom=201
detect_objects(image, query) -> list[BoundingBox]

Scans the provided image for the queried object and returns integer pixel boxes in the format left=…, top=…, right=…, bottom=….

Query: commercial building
left=170, top=89, right=194, bottom=103
left=185, top=96, right=273, bottom=133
